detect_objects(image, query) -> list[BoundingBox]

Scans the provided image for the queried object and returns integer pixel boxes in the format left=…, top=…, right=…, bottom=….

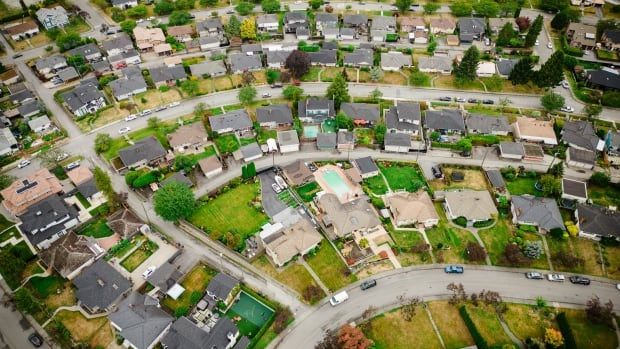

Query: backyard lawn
left=428, top=301, right=474, bottom=349
left=77, top=218, right=114, bottom=238
left=106, top=235, right=146, bottom=260
left=463, top=305, right=513, bottom=347
left=190, top=182, right=269, bottom=250
left=305, top=241, right=356, bottom=291
left=162, top=264, right=218, bottom=316
left=52, top=310, right=113, bottom=348
left=0, top=226, right=19, bottom=243
left=430, top=168, right=488, bottom=191
left=563, top=309, right=618, bottom=349
left=588, top=184, right=620, bottom=207
left=120, top=240, right=159, bottom=272
left=257, top=128, right=277, bottom=144
left=378, top=161, right=427, bottom=192
left=252, top=256, right=324, bottom=304
left=365, top=308, right=443, bottom=349
left=28, top=275, right=64, bottom=298
left=354, top=128, right=375, bottom=146
left=505, top=177, right=541, bottom=196
left=295, top=182, right=321, bottom=202
left=215, top=134, right=240, bottom=154
left=362, top=175, right=388, bottom=195
left=502, top=304, right=555, bottom=341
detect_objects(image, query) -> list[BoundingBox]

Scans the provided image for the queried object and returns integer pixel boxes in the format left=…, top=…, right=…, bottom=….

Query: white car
left=147, top=16, right=155, bottom=20
left=535, top=39, right=539, bottom=46
left=169, top=101, right=180, bottom=108
left=17, top=159, right=31, bottom=168
left=271, top=183, right=282, bottom=193
left=560, top=106, right=575, bottom=113
left=262, top=92, right=271, bottom=98
left=547, top=273, right=565, bottom=282
left=55, top=152, right=69, bottom=161
left=119, top=126, right=131, bottom=134
left=142, top=266, right=156, bottom=279
left=65, top=161, right=80, bottom=171
left=561, top=80, right=569, bottom=89
left=455, top=97, right=466, bottom=103
left=547, top=42, right=553, bottom=49
left=125, top=114, right=137, bottom=121
left=140, top=109, right=152, bottom=116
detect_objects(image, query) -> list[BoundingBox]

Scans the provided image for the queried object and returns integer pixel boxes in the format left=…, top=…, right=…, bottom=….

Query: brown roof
left=513, top=117, right=557, bottom=144
left=1, top=168, right=63, bottom=216
left=385, top=190, right=438, bottom=224
left=107, top=208, right=144, bottom=238
left=430, top=17, right=456, bottom=30
left=198, top=156, right=222, bottom=174
left=399, top=17, right=425, bottom=27
left=39, top=232, right=102, bottom=279
left=446, top=35, right=460, bottom=45
left=282, top=160, right=313, bottom=186
left=264, top=219, right=322, bottom=265
left=0, top=69, right=18, bottom=82
left=167, top=25, right=194, bottom=37
left=5, top=20, right=38, bottom=35
left=168, top=122, right=208, bottom=149
left=67, top=166, right=93, bottom=186
left=154, top=43, right=173, bottom=53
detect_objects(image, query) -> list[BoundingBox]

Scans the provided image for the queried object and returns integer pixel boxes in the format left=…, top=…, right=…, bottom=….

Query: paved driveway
left=259, top=172, right=288, bottom=218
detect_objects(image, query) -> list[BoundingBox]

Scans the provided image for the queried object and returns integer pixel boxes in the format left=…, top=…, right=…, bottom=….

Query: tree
left=551, top=10, right=570, bottom=30
left=409, top=68, right=430, bottom=86
left=455, top=138, right=472, bottom=153
left=14, top=288, right=43, bottom=315
left=400, top=296, right=421, bottom=321
left=235, top=1, right=254, bottom=15
left=56, top=31, right=84, bottom=52
left=524, top=15, right=543, bottom=48
left=316, top=329, right=340, bottom=349
left=261, top=0, right=280, bottom=13
left=498, top=0, right=519, bottom=17
left=466, top=242, right=487, bottom=262
left=540, top=91, right=565, bottom=112
left=534, top=51, right=564, bottom=88
left=369, top=66, right=383, bottom=82
left=147, top=117, right=160, bottom=129
left=94, top=133, right=112, bottom=154
left=180, top=79, right=200, bottom=96
left=266, top=69, right=280, bottom=84
left=283, top=85, right=304, bottom=101
left=503, top=243, right=529, bottom=266
left=374, top=123, right=386, bottom=144
left=473, top=0, right=500, bottom=18
left=544, top=328, right=564, bottom=348
left=509, top=56, right=533, bottom=85
left=127, top=4, right=148, bottom=18
left=590, top=171, right=610, bottom=186
left=285, top=50, right=311, bottom=79
left=369, top=88, right=382, bottom=102
left=450, top=0, right=473, bottom=16
left=94, top=167, right=119, bottom=209
left=523, top=241, right=543, bottom=259
left=539, top=174, right=561, bottom=197
left=38, top=148, right=66, bottom=168
left=427, top=34, right=437, bottom=55
left=0, top=174, right=15, bottom=190
left=497, top=22, right=517, bottom=47
left=238, top=86, right=257, bottom=106
left=153, top=181, right=196, bottom=221
left=455, top=46, right=479, bottom=84
left=168, top=10, right=191, bottom=25
left=584, top=104, right=602, bottom=119
left=154, top=0, right=175, bottom=15
left=201, top=0, right=218, bottom=6
left=194, top=102, right=207, bottom=118
left=309, top=0, right=323, bottom=10
left=515, top=16, right=531, bottom=32
left=273, top=308, right=293, bottom=334
left=423, top=2, right=439, bottom=14
left=586, top=296, right=615, bottom=328
left=338, top=325, right=372, bottom=349
left=303, top=285, right=324, bottom=303
left=394, top=0, right=412, bottom=13
left=225, top=15, right=241, bottom=38
left=326, top=74, right=350, bottom=109
left=335, top=112, right=354, bottom=131
left=539, top=0, right=569, bottom=13
left=241, top=70, right=256, bottom=85
left=240, top=17, right=257, bottom=40
left=596, top=19, right=619, bottom=41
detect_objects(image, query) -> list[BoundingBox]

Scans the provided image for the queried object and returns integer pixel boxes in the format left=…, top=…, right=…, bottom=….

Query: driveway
left=259, top=172, right=288, bottom=218
left=126, top=233, right=179, bottom=290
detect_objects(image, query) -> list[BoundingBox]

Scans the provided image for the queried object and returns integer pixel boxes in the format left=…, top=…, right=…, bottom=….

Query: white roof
left=259, top=222, right=284, bottom=240
left=166, top=283, right=185, bottom=300
left=476, top=61, right=496, bottom=75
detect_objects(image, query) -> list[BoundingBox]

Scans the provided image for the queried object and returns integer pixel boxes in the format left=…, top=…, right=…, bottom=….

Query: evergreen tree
left=224, top=15, right=241, bottom=38
left=524, top=15, right=543, bottom=48
left=534, top=51, right=564, bottom=88
left=551, top=10, right=569, bottom=30
left=496, top=22, right=516, bottom=46
left=326, top=74, right=350, bottom=109
left=509, top=56, right=533, bottom=85
left=454, top=46, right=479, bottom=84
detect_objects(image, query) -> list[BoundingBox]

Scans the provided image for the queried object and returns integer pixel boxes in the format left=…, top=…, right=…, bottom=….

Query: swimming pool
left=323, top=170, right=351, bottom=198
left=303, top=125, right=319, bottom=138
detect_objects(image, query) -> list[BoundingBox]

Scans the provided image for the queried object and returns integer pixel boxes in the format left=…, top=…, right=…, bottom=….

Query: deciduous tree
left=540, top=91, right=565, bottom=111
left=168, top=10, right=191, bottom=25
left=515, top=16, right=530, bottom=32
left=261, top=0, right=280, bottom=13
left=584, top=104, right=602, bottom=119
left=154, top=0, right=175, bottom=15
left=338, top=325, right=372, bottom=349
left=586, top=296, right=614, bottom=328
left=153, top=181, right=196, bottom=221
left=235, top=1, right=254, bottom=15
left=327, top=74, right=350, bottom=109
left=94, top=133, right=112, bottom=154
left=285, top=50, right=311, bottom=79
left=544, top=328, right=564, bottom=348
left=497, top=22, right=517, bottom=46
left=225, top=15, right=241, bottom=38
left=503, top=243, right=529, bottom=266
left=240, top=17, right=257, bottom=40
left=423, top=2, right=439, bottom=14
left=473, top=0, right=500, bottom=18
left=283, top=85, right=304, bottom=101
left=238, top=85, right=257, bottom=105
left=466, top=242, right=487, bottom=262
left=450, top=0, right=473, bottom=16
left=394, top=0, right=412, bottom=13
left=94, top=167, right=120, bottom=209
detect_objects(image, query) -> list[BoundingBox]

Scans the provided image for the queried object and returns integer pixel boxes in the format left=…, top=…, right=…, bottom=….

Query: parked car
left=525, top=272, right=544, bottom=280
left=329, top=291, right=349, bottom=306
left=12, top=53, right=23, bottom=59
left=142, top=265, right=156, bottom=279
left=271, top=183, right=282, bottom=193
left=561, top=80, right=569, bottom=89
left=154, top=105, right=167, bottom=112
left=431, top=165, right=443, bottom=179
left=547, top=43, right=553, bottom=49
left=445, top=265, right=464, bottom=274
left=455, top=97, right=466, bottom=103
left=274, top=175, right=287, bottom=189
left=28, top=333, right=43, bottom=347
left=65, top=161, right=80, bottom=171
left=569, top=276, right=591, bottom=285
left=271, top=83, right=283, bottom=88
left=360, top=279, right=377, bottom=290
left=547, top=273, right=565, bottom=282
left=482, top=99, right=494, bottom=105
left=438, top=96, right=451, bottom=101
left=169, top=101, right=180, bottom=108
left=535, top=39, right=539, bottom=46
left=140, top=109, right=152, bottom=116
left=56, top=152, right=69, bottom=161
left=560, top=106, right=574, bottom=113
left=262, top=92, right=271, bottom=98
left=467, top=98, right=479, bottom=103
left=125, top=114, right=137, bottom=121
left=17, top=159, right=31, bottom=168
left=119, top=127, right=131, bottom=134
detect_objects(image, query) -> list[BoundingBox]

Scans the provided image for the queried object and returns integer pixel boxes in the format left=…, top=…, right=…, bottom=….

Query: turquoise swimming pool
left=322, top=170, right=350, bottom=198
left=303, top=125, right=319, bottom=138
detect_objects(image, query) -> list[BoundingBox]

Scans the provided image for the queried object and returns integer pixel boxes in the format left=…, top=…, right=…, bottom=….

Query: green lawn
left=190, top=182, right=269, bottom=250
left=426, top=204, right=478, bottom=264
left=252, top=256, right=324, bottom=303
left=0, top=214, right=15, bottom=232
left=478, top=219, right=512, bottom=266
left=102, top=124, right=174, bottom=160
left=0, top=226, right=19, bottom=243
left=120, top=240, right=159, bottom=272
left=106, top=235, right=146, bottom=260
left=502, top=304, right=554, bottom=341
left=362, top=175, right=388, bottom=195
left=301, top=67, right=321, bottom=82
left=77, top=219, right=114, bottom=238
left=365, top=308, right=443, bottom=349
left=28, top=275, right=64, bottom=298
left=505, top=177, right=541, bottom=196
left=378, top=161, right=427, bottom=192
left=295, top=182, right=321, bottom=202
left=305, top=241, right=356, bottom=291
left=563, top=309, right=618, bottom=349
left=428, top=301, right=474, bottom=349
left=75, top=193, right=92, bottom=208
left=463, top=305, right=514, bottom=347
left=162, top=264, right=218, bottom=316
left=354, top=128, right=375, bottom=146
left=239, top=137, right=257, bottom=146
left=215, top=134, right=240, bottom=154
left=257, top=128, right=277, bottom=144
left=386, top=224, right=430, bottom=266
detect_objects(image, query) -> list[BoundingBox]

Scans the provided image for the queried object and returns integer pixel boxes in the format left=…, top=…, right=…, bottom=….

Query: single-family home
left=118, top=136, right=167, bottom=170
left=600, top=29, right=620, bottom=52
left=384, top=132, right=411, bottom=153
left=36, top=6, right=69, bottom=30
left=566, top=22, right=597, bottom=50
left=316, top=12, right=338, bottom=34
left=466, top=114, right=511, bottom=136
left=0, top=69, right=20, bottom=85
left=476, top=61, right=496, bottom=77
left=385, top=102, right=421, bottom=135
left=606, top=130, right=620, bottom=165
left=73, top=259, right=131, bottom=313
left=343, top=49, right=373, bottom=67
left=575, top=204, right=620, bottom=241
left=28, top=115, right=52, bottom=134
left=381, top=52, right=412, bottom=71
left=261, top=218, right=322, bottom=267
left=429, top=17, right=456, bottom=35
left=343, top=14, right=369, bottom=33
left=18, top=101, right=42, bottom=118
left=61, top=80, right=107, bottom=117
left=277, top=130, right=300, bottom=153
left=167, top=25, right=194, bottom=42
left=339, top=28, right=356, bottom=40
left=488, top=18, right=517, bottom=34
left=197, top=18, right=223, bottom=37
left=309, top=49, right=337, bottom=66
left=206, top=273, right=239, bottom=307
left=400, top=17, right=426, bottom=33
left=10, top=89, right=36, bottom=105
left=57, top=66, right=79, bottom=82
left=353, top=156, right=379, bottom=178
left=168, top=122, right=209, bottom=154
left=385, top=190, right=439, bottom=227
left=197, top=36, right=220, bottom=51
left=561, top=178, right=588, bottom=203
left=111, top=0, right=137, bottom=9
left=148, top=65, right=187, bottom=88
left=561, top=120, right=603, bottom=152
left=409, top=30, right=428, bottom=44
left=446, top=35, right=460, bottom=46
left=296, top=27, right=310, bottom=40
left=282, top=160, right=314, bottom=186
left=337, top=130, right=355, bottom=151
left=198, top=156, right=223, bottom=178
left=457, top=17, right=486, bottom=42
left=5, top=20, right=39, bottom=41
left=0, top=128, right=18, bottom=157
left=154, top=43, right=173, bottom=56
left=145, top=262, right=183, bottom=296
left=229, top=53, right=263, bottom=73
left=371, top=16, right=396, bottom=42
left=585, top=68, right=620, bottom=91
left=256, top=104, right=293, bottom=128
left=39, top=232, right=104, bottom=280
left=66, top=43, right=102, bottom=62
left=241, top=43, right=262, bottom=55
left=317, top=132, right=337, bottom=150
left=425, top=109, right=466, bottom=134
left=1, top=168, right=63, bottom=216
left=109, top=66, right=148, bottom=101
left=418, top=56, right=453, bottom=74
left=108, top=49, right=142, bottom=69
left=102, top=33, right=134, bottom=57
left=257, top=14, right=279, bottom=32
left=162, top=317, right=243, bottom=349
left=284, top=12, right=308, bottom=34
left=512, top=116, right=558, bottom=145
left=511, top=195, right=565, bottom=233
left=160, top=172, right=193, bottom=188
left=444, top=190, right=498, bottom=224
left=35, top=55, right=67, bottom=78
left=266, top=50, right=290, bottom=68
left=240, top=142, right=263, bottom=162
left=496, top=58, right=518, bottom=78
left=189, top=60, right=226, bottom=77
left=316, top=193, right=380, bottom=238
left=566, top=147, right=596, bottom=169
left=133, top=27, right=166, bottom=52
left=209, top=110, right=252, bottom=135
left=340, top=103, right=379, bottom=126
left=298, top=97, right=335, bottom=123
left=19, top=195, right=79, bottom=250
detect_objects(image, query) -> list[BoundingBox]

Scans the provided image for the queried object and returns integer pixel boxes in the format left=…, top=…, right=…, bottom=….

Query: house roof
left=485, top=169, right=506, bottom=189
left=586, top=68, right=620, bottom=90
left=343, top=49, right=373, bottom=66
left=161, top=316, right=238, bottom=349
left=107, top=208, right=144, bottom=237
left=198, top=156, right=222, bottom=174
left=10, top=89, right=35, bottom=104
left=341, top=103, right=379, bottom=122
left=161, top=172, right=193, bottom=187
left=458, top=17, right=485, bottom=40
left=425, top=109, right=465, bottom=131
left=513, top=117, right=557, bottom=144
left=229, top=53, right=263, bottom=72
left=57, top=66, right=79, bottom=81
left=197, top=17, right=223, bottom=31
left=240, top=142, right=262, bottom=159
left=298, top=97, right=335, bottom=120
left=5, top=20, right=38, bottom=35
left=241, top=43, right=262, bottom=53
left=353, top=156, right=378, bottom=175
left=266, top=51, right=290, bottom=66
left=18, top=195, right=78, bottom=245
left=496, top=59, right=518, bottom=76
left=296, top=27, right=310, bottom=37
left=66, top=43, right=100, bottom=58
left=282, top=160, right=313, bottom=186
left=167, top=25, right=194, bottom=37
left=371, top=15, right=396, bottom=30
left=39, top=232, right=102, bottom=279
left=381, top=52, right=412, bottom=69
left=207, top=273, right=239, bottom=300
left=384, top=132, right=411, bottom=147
left=576, top=204, right=620, bottom=238
left=209, top=110, right=252, bottom=132
left=386, top=190, right=438, bottom=224
left=567, top=22, right=596, bottom=47
left=562, top=178, right=587, bottom=200
left=256, top=104, right=293, bottom=125
left=429, top=17, right=456, bottom=30
left=67, top=165, right=93, bottom=186
left=146, top=262, right=183, bottom=292
left=316, top=12, right=338, bottom=23
left=256, top=14, right=278, bottom=25
left=568, top=147, right=596, bottom=165
left=18, top=100, right=41, bottom=116
left=512, top=195, right=564, bottom=231
left=339, top=28, right=356, bottom=37
left=277, top=130, right=299, bottom=147
left=189, top=60, right=227, bottom=77
left=317, top=193, right=380, bottom=237
left=322, top=41, right=338, bottom=50
left=1, top=168, right=63, bottom=216
left=476, top=61, right=496, bottom=75
left=285, top=11, right=307, bottom=22
left=102, top=33, right=134, bottom=53
left=168, top=122, right=208, bottom=149
left=0, top=128, right=17, bottom=152
left=562, top=120, right=601, bottom=152
left=444, top=190, right=498, bottom=221
left=35, top=54, right=66, bottom=71
left=499, top=141, right=525, bottom=156
left=73, top=259, right=131, bottom=310
left=109, top=292, right=173, bottom=349
left=399, top=16, right=425, bottom=28
left=343, top=14, right=368, bottom=26
left=77, top=178, right=99, bottom=198
left=309, top=49, right=337, bottom=65
left=466, top=114, right=511, bottom=134
left=317, top=132, right=337, bottom=149
left=418, top=56, right=453, bottom=72
left=61, top=81, right=105, bottom=114
left=603, top=29, right=620, bottom=44
left=118, top=136, right=167, bottom=167
left=149, top=65, right=187, bottom=84
left=263, top=218, right=322, bottom=264
left=0, top=69, right=19, bottom=83
left=385, top=103, right=421, bottom=132
left=337, top=130, right=355, bottom=145
left=133, top=26, right=165, bottom=43
left=109, top=73, right=147, bottom=98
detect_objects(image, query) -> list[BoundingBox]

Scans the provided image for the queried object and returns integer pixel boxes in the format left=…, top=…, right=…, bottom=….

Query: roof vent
left=97, top=279, right=105, bottom=287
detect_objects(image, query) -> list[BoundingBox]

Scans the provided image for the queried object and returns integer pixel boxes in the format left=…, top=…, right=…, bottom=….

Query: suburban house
left=241, top=43, right=262, bottom=55
left=209, top=110, right=252, bottom=135
left=118, top=136, right=167, bottom=170
left=339, top=28, right=356, bottom=40
left=18, top=195, right=79, bottom=250
left=512, top=117, right=558, bottom=145
left=109, top=67, right=147, bottom=101
left=148, top=65, right=187, bottom=88
left=381, top=52, right=412, bottom=71
left=316, top=12, right=338, bottom=35
left=343, top=14, right=369, bottom=33
left=385, top=190, right=439, bottom=227
left=425, top=109, right=466, bottom=134
left=36, top=6, right=69, bottom=30
left=370, top=16, right=397, bottom=42
left=353, top=156, right=379, bottom=178
left=35, top=55, right=67, bottom=79
left=566, top=147, right=596, bottom=170
left=384, top=132, right=411, bottom=153
left=384, top=102, right=421, bottom=136
left=296, top=27, right=310, bottom=40
left=189, top=60, right=227, bottom=77
left=511, top=195, right=565, bottom=233
left=256, top=104, right=293, bottom=128
left=444, top=190, right=498, bottom=224
left=257, top=14, right=279, bottom=32
left=167, top=25, right=194, bottom=42
left=429, top=17, right=456, bottom=34
left=561, top=178, right=588, bottom=203
left=343, top=49, right=374, bottom=67
left=466, top=114, right=511, bottom=136
left=277, top=130, right=300, bottom=153
left=400, top=17, right=426, bottom=33
left=168, top=122, right=209, bottom=154
left=229, top=53, right=263, bottom=73
left=133, top=27, right=166, bottom=52
left=606, top=130, right=620, bottom=165
left=586, top=68, right=620, bottom=91
left=161, top=172, right=193, bottom=188
left=418, top=56, right=453, bottom=74
left=162, top=317, right=243, bottom=349
left=68, top=166, right=103, bottom=206
left=488, top=18, right=517, bottom=34
left=457, top=17, right=485, bottom=42
left=102, top=33, right=134, bottom=56
left=198, top=156, right=223, bottom=178
left=561, top=120, right=604, bottom=152
left=340, top=103, right=380, bottom=127
left=145, top=262, right=183, bottom=297
left=498, top=141, right=545, bottom=161
left=298, top=97, right=335, bottom=123
left=28, top=115, right=53, bottom=134
left=260, top=219, right=322, bottom=267
left=337, top=131, right=356, bottom=151
left=485, top=169, right=506, bottom=193
left=601, top=29, right=620, bottom=51
left=266, top=50, right=291, bottom=68
left=317, top=132, right=337, bottom=150
left=476, top=61, right=496, bottom=77
left=282, top=160, right=314, bottom=186
left=66, top=43, right=102, bottom=62
left=566, top=22, right=597, bottom=50
left=0, top=69, right=20, bottom=85
left=10, top=89, right=36, bottom=105
left=316, top=193, right=381, bottom=238
left=197, top=18, right=223, bottom=37
left=206, top=273, right=239, bottom=307
left=56, top=66, right=79, bottom=82
left=240, top=142, right=263, bottom=162
left=284, top=12, right=308, bottom=34
left=61, top=80, right=107, bottom=117
left=111, top=0, right=137, bottom=9
left=409, top=30, right=428, bottom=44
left=39, top=232, right=104, bottom=280
left=73, top=259, right=131, bottom=313
left=18, top=101, right=42, bottom=118
left=108, top=49, right=141, bottom=69
left=5, top=20, right=39, bottom=41
left=575, top=204, right=620, bottom=241
left=1, top=168, right=63, bottom=216
left=0, top=128, right=18, bottom=156
left=496, top=59, right=518, bottom=78
left=309, top=49, right=337, bottom=66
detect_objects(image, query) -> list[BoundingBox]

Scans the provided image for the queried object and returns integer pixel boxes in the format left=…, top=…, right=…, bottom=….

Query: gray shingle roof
left=568, top=147, right=596, bottom=165
left=0, top=128, right=17, bottom=152
left=77, top=178, right=99, bottom=198
left=189, top=60, right=227, bottom=77
left=285, top=12, right=307, bottom=22
left=562, top=178, right=587, bottom=199
left=337, top=130, right=355, bottom=145
left=499, top=141, right=524, bottom=156
left=102, top=33, right=133, bottom=53
left=109, top=73, right=147, bottom=98
left=35, top=55, right=66, bottom=71
left=266, top=50, right=290, bottom=65
left=298, top=97, right=335, bottom=121
left=277, top=130, right=299, bottom=147
left=149, top=65, right=186, bottom=84
left=161, top=316, right=238, bottom=349
left=61, top=81, right=105, bottom=114
left=161, top=172, right=193, bottom=187
left=256, top=14, right=278, bottom=25
left=485, top=169, right=505, bottom=189
left=66, top=43, right=101, bottom=58
left=241, top=44, right=262, bottom=53
left=316, top=12, right=338, bottom=24
left=57, top=66, right=79, bottom=81
left=381, top=52, right=412, bottom=69
left=418, top=56, right=453, bottom=72
left=577, top=204, right=620, bottom=238
left=384, top=132, right=410, bottom=147
left=19, top=195, right=78, bottom=246
left=10, top=89, right=35, bottom=104
left=309, top=49, right=337, bottom=65
left=343, top=49, right=373, bottom=66
left=354, top=156, right=378, bottom=175
left=562, top=120, right=601, bottom=152
left=118, top=136, right=167, bottom=167
left=73, top=259, right=131, bottom=310
left=206, top=273, right=239, bottom=300
left=209, top=110, right=252, bottom=133
left=458, top=17, right=485, bottom=41
left=343, top=14, right=368, bottom=27
left=240, top=142, right=263, bottom=159
left=496, top=59, right=518, bottom=76
left=317, top=132, right=337, bottom=149
left=256, top=104, right=293, bottom=125
left=586, top=68, right=620, bottom=90
left=512, top=195, right=565, bottom=231
left=229, top=53, right=263, bottom=72
left=385, top=103, right=421, bottom=132
left=425, top=109, right=465, bottom=131
left=371, top=15, right=396, bottom=30
left=17, top=100, right=41, bottom=116
left=28, top=115, right=51, bottom=131
left=146, top=262, right=183, bottom=292
left=466, top=114, right=511, bottom=134
left=340, top=103, right=379, bottom=122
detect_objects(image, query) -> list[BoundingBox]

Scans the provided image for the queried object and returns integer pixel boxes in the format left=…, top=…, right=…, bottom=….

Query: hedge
left=473, top=219, right=494, bottom=228
left=453, top=216, right=468, bottom=228
left=556, top=312, right=577, bottom=349
left=459, top=305, right=489, bottom=349
left=132, top=171, right=159, bottom=188
left=560, top=34, right=584, bottom=57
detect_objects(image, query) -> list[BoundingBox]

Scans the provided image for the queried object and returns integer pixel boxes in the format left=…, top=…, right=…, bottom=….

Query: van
left=329, top=291, right=349, bottom=306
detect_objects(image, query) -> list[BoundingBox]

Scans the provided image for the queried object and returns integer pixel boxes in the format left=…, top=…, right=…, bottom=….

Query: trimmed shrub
left=459, top=305, right=488, bottom=349
left=453, top=216, right=468, bottom=227
left=132, top=171, right=159, bottom=188
left=473, top=219, right=494, bottom=228
left=556, top=312, right=577, bottom=349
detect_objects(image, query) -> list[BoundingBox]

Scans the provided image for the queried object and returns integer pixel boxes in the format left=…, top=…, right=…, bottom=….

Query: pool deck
left=313, top=164, right=364, bottom=204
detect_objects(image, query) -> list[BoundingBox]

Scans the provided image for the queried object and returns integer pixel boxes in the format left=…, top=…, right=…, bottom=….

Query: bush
left=459, top=305, right=488, bottom=349
left=556, top=312, right=577, bottom=349
left=453, top=216, right=468, bottom=227
left=602, top=91, right=620, bottom=108
left=132, top=171, right=159, bottom=188
left=549, top=228, right=566, bottom=240
left=473, top=219, right=494, bottom=228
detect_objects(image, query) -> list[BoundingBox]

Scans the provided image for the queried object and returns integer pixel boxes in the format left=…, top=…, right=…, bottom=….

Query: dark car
left=467, top=98, right=479, bottom=103
left=271, top=83, right=283, bottom=88
left=569, top=276, right=591, bottom=285
left=28, top=333, right=43, bottom=347
left=438, top=96, right=451, bottom=102
left=12, top=53, right=23, bottom=59
left=482, top=99, right=495, bottom=105
left=431, top=165, right=443, bottom=179
left=360, top=279, right=377, bottom=290
left=445, top=265, right=464, bottom=273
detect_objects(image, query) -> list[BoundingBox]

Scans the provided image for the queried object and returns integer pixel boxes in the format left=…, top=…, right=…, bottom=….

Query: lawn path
left=423, top=304, right=446, bottom=349
left=597, top=243, right=607, bottom=277
left=447, top=222, right=492, bottom=266
left=14, top=266, right=50, bottom=293
left=299, top=259, right=331, bottom=296
left=391, top=223, right=436, bottom=263
left=378, top=171, right=392, bottom=193
left=539, top=235, right=554, bottom=271
left=42, top=305, right=108, bottom=328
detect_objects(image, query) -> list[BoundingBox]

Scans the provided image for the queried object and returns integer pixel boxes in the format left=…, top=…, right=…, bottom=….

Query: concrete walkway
left=390, top=223, right=436, bottom=264
left=540, top=235, right=554, bottom=271
left=424, top=304, right=446, bottom=349
left=298, top=259, right=330, bottom=296
left=14, top=267, right=50, bottom=292
left=447, top=221, right=492, bottom=266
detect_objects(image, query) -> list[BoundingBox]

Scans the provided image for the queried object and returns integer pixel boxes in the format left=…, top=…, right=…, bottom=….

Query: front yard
left=305, top=241, right=356, bottom=291
left=120, top=240, right=159, bottom=272
left=161, top=264, right=218, bottom=317
left=502, top=304, right=555, bottom=341
left=428, top=301, right=474, bottom=349
left=505, top=176, right=541, bottom=196
left=49, top=310, right=113, bottom=348
left=463, top=304, right=514, bottom=347
left=430, top=168, right=488, bottom=191
left=252, top=256, right=324, bottom=304
left=362, top=175, right=389, bottom=196
left=378, top=161, right=427, bottom=192
left=364, top=308, right=443, bottom=349
left=563, top=309, right=618, bottom=349
left=588, top=184, right=620, bottom=207
left=547, top=236, right=603, bottom=276
left=426, top=204, right=478, bottom=264
left=385, top=224, right=431, bottom=266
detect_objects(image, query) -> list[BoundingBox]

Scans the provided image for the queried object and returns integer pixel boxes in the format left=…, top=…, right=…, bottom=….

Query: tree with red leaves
left=338, top=325, right=372, bottom=349
left=285, top=50, right=311, bottom=80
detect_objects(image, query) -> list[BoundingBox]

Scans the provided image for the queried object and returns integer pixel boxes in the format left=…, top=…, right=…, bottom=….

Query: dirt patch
left=134, top=89, right=182, bottom=109
left=355, top=259, right=394, bottom=277
left=381, top=71, right=408, bottom=85
left=97, top=233, right=121, bottom=251
left=214, top=76, right=233, bottom=91
left=56, top=310, right=109, bottom=344
left=45, top=285, right=76, bottom=311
